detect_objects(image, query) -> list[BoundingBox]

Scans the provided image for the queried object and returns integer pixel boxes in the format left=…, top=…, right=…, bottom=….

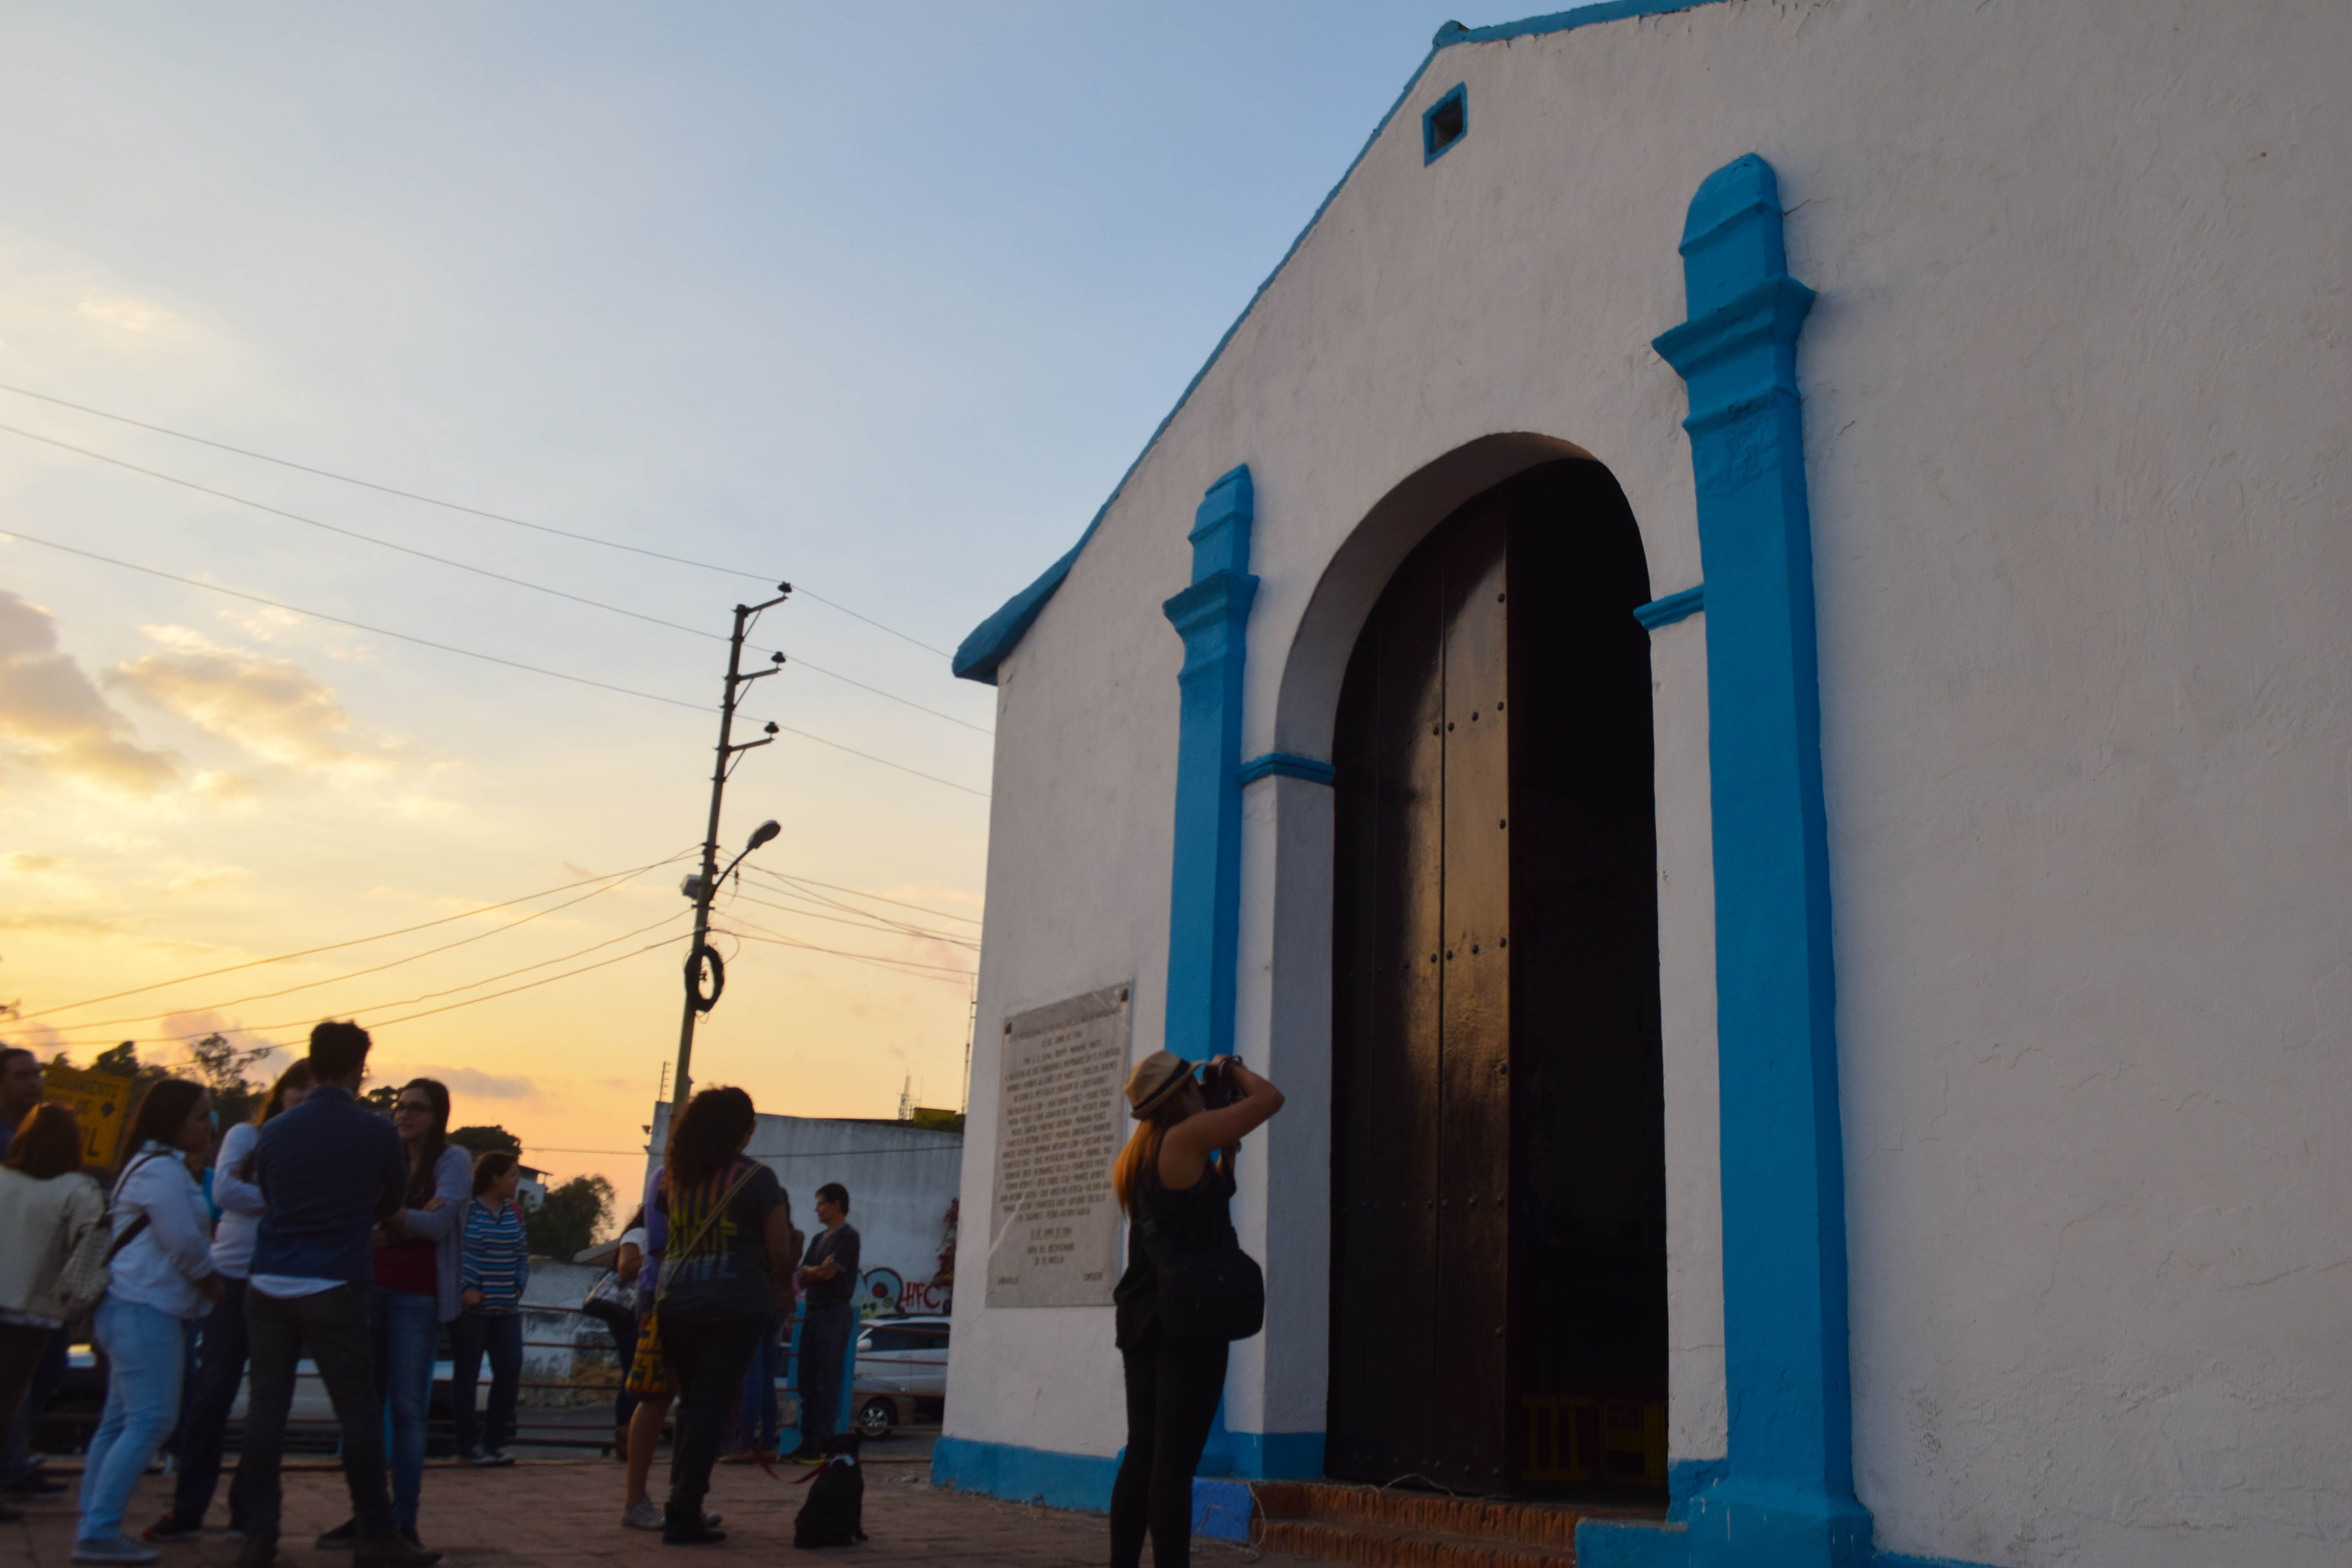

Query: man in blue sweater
left=236, top=1022, right=436, bottom=1568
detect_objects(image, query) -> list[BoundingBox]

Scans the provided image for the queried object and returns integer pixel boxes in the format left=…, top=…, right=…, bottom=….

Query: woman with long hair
left=75, top=1079, right=223, bottom=1564
left=0, top=1105, right=102, bottom=1528
left=450, top=1150, right=530, bottom=1466
left=312, top=1078, right=468, bottom=1552
left=645, top=1086, right=791, bottom=1544
left=1107, top=1052, right=1284, bottom=1568
left=143, top=1062, right=312, bottom=1543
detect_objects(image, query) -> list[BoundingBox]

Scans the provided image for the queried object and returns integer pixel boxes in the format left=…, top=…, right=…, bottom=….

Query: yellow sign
left=38, top=1063, right=140, bottom=1171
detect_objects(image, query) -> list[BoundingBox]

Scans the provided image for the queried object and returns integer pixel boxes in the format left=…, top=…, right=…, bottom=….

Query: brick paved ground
left=2, top=1457, right=1321, bottom=1568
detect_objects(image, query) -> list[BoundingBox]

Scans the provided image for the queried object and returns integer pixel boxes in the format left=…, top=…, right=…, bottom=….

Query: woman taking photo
left=0, top=1105, right=102, bottom=1528
left=450, top=1151, right=530, bottom=1466
left=75, top=1079, right=222, bottom=1566
left=144, top=1062, right=311, bottom=1543
left=1108, top=1051, right=1283, bottom=1568
left=649, top=1085, right=791, bottom=1545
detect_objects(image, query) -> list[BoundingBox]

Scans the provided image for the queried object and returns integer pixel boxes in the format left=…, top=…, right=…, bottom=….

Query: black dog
left=792, top=1433, right=866, bottom=1550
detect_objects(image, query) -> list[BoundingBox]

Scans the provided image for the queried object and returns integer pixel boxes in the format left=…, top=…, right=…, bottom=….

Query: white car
left=850, top=1315, right=949, bottom=1437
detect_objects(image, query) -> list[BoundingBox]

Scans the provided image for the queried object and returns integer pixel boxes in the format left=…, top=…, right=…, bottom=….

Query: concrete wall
left=946, top=3, right=2352, bottom=1564
left=644, top=1105, right=961, bottom=1318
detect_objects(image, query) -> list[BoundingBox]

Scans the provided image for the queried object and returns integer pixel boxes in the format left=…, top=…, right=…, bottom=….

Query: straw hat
left=1123, top=1050, right=1195, bottom=1119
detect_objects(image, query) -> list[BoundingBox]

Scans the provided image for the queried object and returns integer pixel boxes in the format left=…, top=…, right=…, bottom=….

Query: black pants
left=659, top=1311, right=765, bottom=1520
left=171, top=1278, right=258, bottom=1526
left=797, top=1302, right=854, bottom=1448
left=1109, top=1333, right=1229, bottom=1568
left=242, top=1285, right=394, bottom=1544
left=0, top=1324, right=53, bottom=1460
left=446, top=1310, right=523, bottom=1454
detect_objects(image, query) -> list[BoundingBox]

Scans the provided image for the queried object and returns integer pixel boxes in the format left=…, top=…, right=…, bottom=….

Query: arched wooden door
left=1327, top=458, right=1667, bottom=1497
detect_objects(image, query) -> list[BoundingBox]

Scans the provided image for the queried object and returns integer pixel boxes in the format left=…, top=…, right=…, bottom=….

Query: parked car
left=851, top=1315, right=949, bottom=1437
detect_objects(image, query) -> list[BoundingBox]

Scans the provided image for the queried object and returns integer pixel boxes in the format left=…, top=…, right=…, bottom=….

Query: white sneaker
left=74, top=1537, right=161, bottom=1564
left=621, top=1500, right=662, bottom=1531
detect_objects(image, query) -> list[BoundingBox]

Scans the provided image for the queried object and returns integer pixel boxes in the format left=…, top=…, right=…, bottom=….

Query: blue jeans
left=446, top=1311, right=521, bottom=1455
left=734, top=1312, right=784, bottom=1451
left=79, top=1296, right=189, bottom=1543
left=370, top=1289, right=440, bottom=1528
left=172, top=1278, right=258, bottom=1526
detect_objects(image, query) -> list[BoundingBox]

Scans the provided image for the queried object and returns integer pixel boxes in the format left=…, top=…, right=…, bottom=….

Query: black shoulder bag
left=1134, top=1178, right=1265, bottom=1345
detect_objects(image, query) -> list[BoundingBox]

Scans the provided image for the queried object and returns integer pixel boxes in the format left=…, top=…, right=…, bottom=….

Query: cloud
left=106, top=628, right=392, bottom=775
left=0, top=590, right=180, bottom=793
left=3, top=852, right=64, bottom=873
left=158, top=1011, right=284, bottom=1069
left=386, top=1065, right=536, bottom=1101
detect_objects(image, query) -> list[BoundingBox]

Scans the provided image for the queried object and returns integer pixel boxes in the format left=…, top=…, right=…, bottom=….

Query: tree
left=188, top=1034, right=264, bottom=1129
left=360, top=1085, right=401, bottom=1116
left=449, top=1125, right=522, bottom=1156
left=93, top=1041, right=166, bottom=1090
left=525, top=1174, right=613, bottom=1261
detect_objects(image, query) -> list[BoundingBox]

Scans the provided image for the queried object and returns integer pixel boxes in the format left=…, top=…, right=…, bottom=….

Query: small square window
left=1423, top=84, right=1467, bottom=164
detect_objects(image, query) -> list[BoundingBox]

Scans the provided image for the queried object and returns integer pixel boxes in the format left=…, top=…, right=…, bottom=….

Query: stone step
left=1247, top=1480, right=1667, bottom=1568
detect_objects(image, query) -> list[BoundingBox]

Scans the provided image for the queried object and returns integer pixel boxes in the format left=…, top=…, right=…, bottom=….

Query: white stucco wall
left=947, top=3, right=2352, bottom=1564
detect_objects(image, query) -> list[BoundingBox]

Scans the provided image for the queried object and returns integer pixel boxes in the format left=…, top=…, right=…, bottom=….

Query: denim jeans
left=733, top=1312, right=784, bottom=1451
left=446, top=1311, right=521, bottom=1455
left=796, top=1302, right=855, bottom=1448
left=370, top=1289, right=441, bottom=1528
left=242, top=1283, right=394, bottom=1545
left=172, top=1278, right=259, bottom=1527
left=78, top=1296, right=189, bottom=1544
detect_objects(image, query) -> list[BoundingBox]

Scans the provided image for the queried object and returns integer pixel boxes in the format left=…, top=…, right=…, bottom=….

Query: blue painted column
left=1161, top=465, right=1258, bottom=1066
left=1651, top=156, right=1867, bottom=1568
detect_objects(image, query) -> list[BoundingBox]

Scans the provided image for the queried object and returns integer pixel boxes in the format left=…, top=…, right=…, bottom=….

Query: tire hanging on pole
left=686, top=941, right=726, bottom=1013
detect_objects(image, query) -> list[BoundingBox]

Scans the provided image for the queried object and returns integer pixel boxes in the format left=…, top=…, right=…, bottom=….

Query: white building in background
left=930, top=4, right=2352, bottom=1567
left=643, top=1104, right=962, bottom=1318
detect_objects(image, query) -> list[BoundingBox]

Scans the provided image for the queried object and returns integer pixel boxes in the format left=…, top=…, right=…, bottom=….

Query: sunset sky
left=0, top=2, right=1504, bottom=1207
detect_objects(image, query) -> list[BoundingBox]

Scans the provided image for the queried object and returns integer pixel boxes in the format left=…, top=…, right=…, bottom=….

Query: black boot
left=660, top=1502, right=725, bottom=1546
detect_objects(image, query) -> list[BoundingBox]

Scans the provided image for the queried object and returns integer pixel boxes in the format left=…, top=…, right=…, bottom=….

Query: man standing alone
left=789, top=1183, right=860, bottom=1460
left=237, top=1022, right=436, bottom=1568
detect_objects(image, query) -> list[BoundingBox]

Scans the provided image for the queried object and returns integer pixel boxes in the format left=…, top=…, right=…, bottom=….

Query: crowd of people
left=0, top=1025, right=865, bottom=1564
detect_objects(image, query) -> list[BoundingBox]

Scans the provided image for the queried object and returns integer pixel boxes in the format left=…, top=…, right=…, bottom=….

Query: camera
left=1197, top=1056, right=1242, bottom=1110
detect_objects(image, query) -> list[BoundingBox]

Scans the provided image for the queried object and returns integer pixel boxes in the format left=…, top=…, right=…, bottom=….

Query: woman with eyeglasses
left=315, top=1080, right=468, bottom=1553
left=143, top=1062, right=312, bottom=1544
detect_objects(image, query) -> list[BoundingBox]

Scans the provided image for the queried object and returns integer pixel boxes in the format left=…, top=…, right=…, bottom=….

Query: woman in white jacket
left=73, top=1079, right=221, bottom=1566
left=0, top=1104, right=105, bottom=1528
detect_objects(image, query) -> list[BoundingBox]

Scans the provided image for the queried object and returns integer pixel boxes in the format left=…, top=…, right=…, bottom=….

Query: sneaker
left=73, top=1537, right=162, bottom=1564
left=621, top=1500, right=662, bottom=1531
left=143, top=1514, right=205, bottom=1543
left=314, top=1519, right=357, bottom=1549
left=398, top=1529, right=426, bottom=1552
left=659, top=1505, right=724, bottom=1547
left=484, top=1449, right=514, bottom=1468
left=461, top=1448, right=497, bottom=1467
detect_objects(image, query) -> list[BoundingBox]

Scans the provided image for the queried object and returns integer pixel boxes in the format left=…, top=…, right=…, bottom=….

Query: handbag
left=54, top=1153, right=164, bottom=1324
left=625, top=1163, right=762, bottom=1397
left=1134, top=1182, right=1265, bottom=1344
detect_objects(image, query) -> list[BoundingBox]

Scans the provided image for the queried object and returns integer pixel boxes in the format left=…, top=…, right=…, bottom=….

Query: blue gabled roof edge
left=951, top=0, right=1732, bottom=686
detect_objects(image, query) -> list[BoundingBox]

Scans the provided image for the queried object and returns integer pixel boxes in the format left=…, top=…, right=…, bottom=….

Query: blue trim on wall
left=1635, top=583, right=1705, bottom=630
left=1422, top=83, right=1468, bottom=163
left=1225, top=1430, right=1326, bottom=1479
left=1162, top=467, right=1259, bottom=1066
left=952, top=0, right=1735, bottom=685
left=1651, top=155, right=1866, bottom=1568
left=1192, top=1479, right=1254, bottom=1541
left=1238, top=752, right=1336, bottom=788
left=931, top=1435, right=1120, bottom=1512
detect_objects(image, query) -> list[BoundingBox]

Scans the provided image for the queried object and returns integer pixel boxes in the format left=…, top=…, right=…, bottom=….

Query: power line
left=39, top=862, right=681, bottom=1032
left=722, top=888, right=980, bottom=949
left=748, top=877, right=969, bottom=942
left=24, top=854, right=693, bottom=1016
left=0, top=422, right=990, bottom=736
left=0, top=528, right=991, bottom=797
left=742, top=866, right=983, bottom=927
left=0, top=379, right=956, bottom=657
left=45, top=912, right=693, bottom=1047
left=710, top=925, right=976, bottom=982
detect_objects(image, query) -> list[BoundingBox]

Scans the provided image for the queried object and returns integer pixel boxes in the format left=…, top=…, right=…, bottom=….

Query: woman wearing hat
left=1107, top=1051, right=1283, bottom=1568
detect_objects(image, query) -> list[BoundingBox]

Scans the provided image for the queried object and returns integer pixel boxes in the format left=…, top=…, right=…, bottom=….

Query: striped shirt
left=459, top=1198, right=530, bottom=1314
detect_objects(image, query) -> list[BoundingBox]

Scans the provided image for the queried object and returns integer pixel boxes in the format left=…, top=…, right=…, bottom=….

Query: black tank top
left=1112, top=1152, right=1236, bottom=1350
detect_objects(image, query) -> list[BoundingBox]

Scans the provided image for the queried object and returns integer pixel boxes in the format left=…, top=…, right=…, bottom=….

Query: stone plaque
left=986, top=985, right=1131, bottom=1308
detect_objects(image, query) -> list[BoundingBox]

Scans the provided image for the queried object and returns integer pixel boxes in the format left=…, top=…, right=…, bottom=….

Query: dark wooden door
left=1328, top=460, right=1664, bottom=1497
left=1328, top=496, right=1512, bottom=1490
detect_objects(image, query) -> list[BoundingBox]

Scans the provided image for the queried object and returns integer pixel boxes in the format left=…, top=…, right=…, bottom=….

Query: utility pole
left=671, top=583, right=793, bottom=1113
